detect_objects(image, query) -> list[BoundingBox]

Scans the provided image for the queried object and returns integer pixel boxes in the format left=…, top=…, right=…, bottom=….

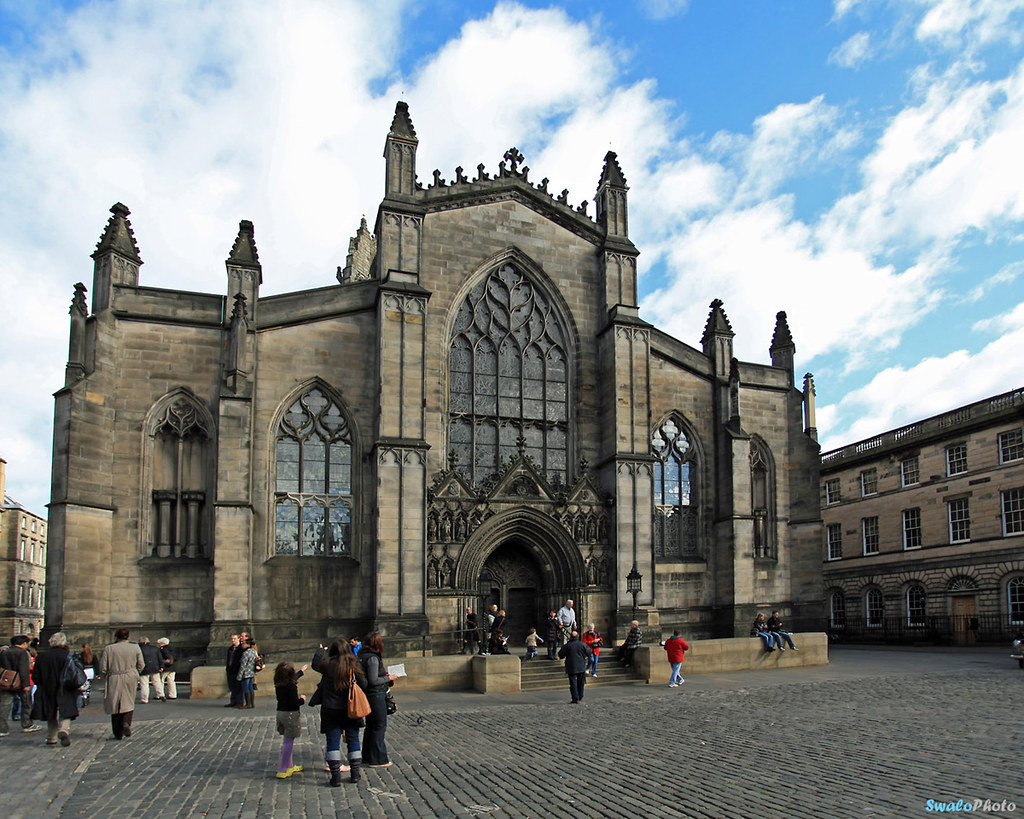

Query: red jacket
left=663, top=636, right=689, bottom=663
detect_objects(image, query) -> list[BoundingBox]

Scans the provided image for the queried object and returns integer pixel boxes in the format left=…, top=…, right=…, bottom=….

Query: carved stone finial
left=516, top=434, right=527, bottom=454
left=93, top=202, right=142, bottom=263
left=447, top=450, right=458, bottom=470
left=579, top=456, right=589, bottom=474
left=475, top=163, right=490, bottom=182
left=577, top=200, right=588, bottom=216
left=558, top=189, right=569, bottom=205
left=227, top=220, right=261, bottom=269
left=538, top=177, right=549, bottom=194
left=455, top=166, right=467, bottom=184
left=503, top=147, right=525, bottom=174
left=231, top=292, right=247, bottom=321
left=70, top=282, right=88, bottom=316
left=431, top=169, right=445, bottom=188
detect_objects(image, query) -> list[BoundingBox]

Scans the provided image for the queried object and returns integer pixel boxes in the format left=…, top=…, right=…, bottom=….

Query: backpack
left=61, top=652, right=88, bottom=692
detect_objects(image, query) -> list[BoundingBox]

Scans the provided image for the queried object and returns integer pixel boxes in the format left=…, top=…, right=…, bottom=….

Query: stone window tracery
left=148, top=393, right=212, bottom=558
left=651, top=418, right=699, bottom=558
left=448, top=264, right=568, bottom=485
left=750, top=441, right=775, bottom=559
left=273, top=387, right=353, bottom=556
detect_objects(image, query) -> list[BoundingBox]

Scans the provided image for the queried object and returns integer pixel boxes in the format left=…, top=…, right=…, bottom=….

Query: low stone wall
left=634, top=632, right=828, bottom=683
left=189, top=634, right=827, bottom=697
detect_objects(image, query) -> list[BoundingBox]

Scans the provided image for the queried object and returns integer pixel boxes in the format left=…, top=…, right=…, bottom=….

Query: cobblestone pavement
left=2, top=647, right=1021, bottom=819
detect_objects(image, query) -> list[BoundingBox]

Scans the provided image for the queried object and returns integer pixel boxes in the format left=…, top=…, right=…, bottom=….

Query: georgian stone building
left=46, top=102, right=823, bottom=656
left=820, top=388, right=1024, bottom=643
left=1, top=459, right=48, bottom=638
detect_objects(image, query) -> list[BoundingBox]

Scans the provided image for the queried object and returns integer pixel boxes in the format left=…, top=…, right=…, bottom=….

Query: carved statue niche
left=585, top=515, right=597, bottom=543
left=427, top=557, right=440, bottom=589
left=441, top=513, right=453, bottom=542
left=427, top=513, right=438, bottom=543
left=455, top=513, right=467, bottom=542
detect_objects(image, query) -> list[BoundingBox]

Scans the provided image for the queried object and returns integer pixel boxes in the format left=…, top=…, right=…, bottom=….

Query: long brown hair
left=362, top=632, right=384, bottom=655
left=328, top=640, right=362, bottom=690
left=273, top=661, right=298, bottom=687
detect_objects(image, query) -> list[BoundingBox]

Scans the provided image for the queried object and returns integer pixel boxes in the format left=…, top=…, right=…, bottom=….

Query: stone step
left=518, top=658, right=644, bottom=690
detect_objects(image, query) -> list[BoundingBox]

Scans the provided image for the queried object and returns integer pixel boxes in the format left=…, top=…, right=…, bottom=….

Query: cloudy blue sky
left=2, top=0, right=1023, bottom=514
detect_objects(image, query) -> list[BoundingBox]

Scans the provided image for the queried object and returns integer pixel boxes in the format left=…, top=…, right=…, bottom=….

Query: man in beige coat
left=97, top=627, right=144, bottom=740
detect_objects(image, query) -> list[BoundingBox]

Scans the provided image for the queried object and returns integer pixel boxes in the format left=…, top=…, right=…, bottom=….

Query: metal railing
left=826, top=613, right=1021, bottom=645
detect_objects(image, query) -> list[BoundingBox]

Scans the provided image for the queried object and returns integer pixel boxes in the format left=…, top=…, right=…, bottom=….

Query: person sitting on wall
left=751, top=613, right=781, bottom=652
left=767, top=611, right=798, bottom=651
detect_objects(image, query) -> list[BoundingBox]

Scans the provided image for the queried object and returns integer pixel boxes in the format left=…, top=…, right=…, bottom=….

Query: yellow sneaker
left=289, top=765, right=303, bottom=774
left=276, top=770, right=293, bottom=779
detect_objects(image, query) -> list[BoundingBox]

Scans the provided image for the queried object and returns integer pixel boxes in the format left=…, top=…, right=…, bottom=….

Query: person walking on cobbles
left=98, top=627, right=144, bottom=740
left=545, top=610, right=559, bottom=660
left=661, top=629, right=690, bottom=687
left=767, top=611, right=798, bottom=651
left=358, top=632, right=396, bottom=769
left=581, top=624, right=603, bottom=677
left=622, top=620, right=643, bottom=669
left=751, top=613, right=780, bottom=651
left=0, top=635, right=41, bottom=736
left=312, top=641, right=366, bottom=785
left=156, top=638, right=177, bottom=699
left=225, top=634, right=243, bottom=708
left=273, top=661, right=308, bottom=779
left=30, top=632, right=80, bottom=746
left=137, top=637, right=164, bottom=703
left=558, top=630, right=593, bottom=704
left=237, top=637, right=258, bottom=708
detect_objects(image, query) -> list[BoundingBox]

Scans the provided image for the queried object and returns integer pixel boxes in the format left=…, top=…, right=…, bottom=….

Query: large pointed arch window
left=448, top=264, right=569, bottom=485
left=651, top=418, right=699, bottom=558
left=274, top=387, right=353, bottom=556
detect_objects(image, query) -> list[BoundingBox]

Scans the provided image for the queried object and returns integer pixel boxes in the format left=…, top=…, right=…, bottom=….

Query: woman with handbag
left=312, top=641, right=368, bottom=785
left=357, top=632, right=395, bottom=769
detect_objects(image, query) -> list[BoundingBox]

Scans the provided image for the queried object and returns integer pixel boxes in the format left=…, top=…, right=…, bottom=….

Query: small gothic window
left=149, top=394, right=212, bottom=558
left=651, top=418, right=698, bottom=558
left=750, top=442, right=775, bottom=559
left=448, top=264, right=569, bottom=486
left=274, top=387, right=353, bottom=556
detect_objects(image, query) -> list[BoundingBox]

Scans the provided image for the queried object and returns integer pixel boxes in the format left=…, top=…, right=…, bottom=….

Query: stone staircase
left=518, top=656, right=645, bottom=691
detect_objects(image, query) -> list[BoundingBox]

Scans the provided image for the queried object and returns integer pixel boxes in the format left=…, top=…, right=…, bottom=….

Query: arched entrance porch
left=456, top=507, right=588, bottom=646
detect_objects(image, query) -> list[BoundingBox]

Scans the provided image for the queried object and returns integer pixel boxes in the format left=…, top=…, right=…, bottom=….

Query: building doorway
left=952, top=595, right=977, bottom=646
left=482, top=539, right=544, bottom=645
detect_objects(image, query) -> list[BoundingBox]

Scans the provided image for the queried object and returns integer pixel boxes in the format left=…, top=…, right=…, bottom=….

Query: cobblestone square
left=2, top=647, right=1020, bottom=819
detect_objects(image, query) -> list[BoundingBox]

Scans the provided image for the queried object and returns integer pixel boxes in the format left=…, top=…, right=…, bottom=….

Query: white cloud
left=818, top=306, right=1024, bottom=450
left=915, top=0, right=1024, bottom=50
left=972, top=299, right=1024, bottom=333
left=830, top=31, right=873, bottom=68
left=638, top=0, right=690, bottom=20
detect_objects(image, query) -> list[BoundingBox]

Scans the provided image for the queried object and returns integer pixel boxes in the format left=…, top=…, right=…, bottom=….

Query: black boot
left=328, top=760, right=343, bottom=787
left=349, top=753, right=362, bottom=783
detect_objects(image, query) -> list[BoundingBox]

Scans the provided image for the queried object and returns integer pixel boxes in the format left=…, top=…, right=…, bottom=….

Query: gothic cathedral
left=47, top=103, right=824, bottom=656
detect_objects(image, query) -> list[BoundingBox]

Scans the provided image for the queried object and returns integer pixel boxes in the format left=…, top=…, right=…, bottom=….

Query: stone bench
left=190, top=634, right=827, bottom=698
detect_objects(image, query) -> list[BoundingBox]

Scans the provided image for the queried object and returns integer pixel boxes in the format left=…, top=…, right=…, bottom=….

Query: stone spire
left=92, top=202, right=142, bottom=264
left=803, top=372, right=817, bottom=441
left=701, top=299, right=734, bottom=378
left=65, top=282, right=89, bottom=385
left=91, top=202, right=142, bottom=313
left=769, top=310, right=795, bottom=379
left=596, top=151, right=628, bottom=239
left=226, top=220, right=261, bottom=322
left=338, top=215, right=377, bottom=283
left=384, top=101, right=419, bottom=198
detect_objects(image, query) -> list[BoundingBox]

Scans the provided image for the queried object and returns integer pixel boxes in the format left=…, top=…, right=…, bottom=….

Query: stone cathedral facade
left=47, top=103, right=823, bottom=657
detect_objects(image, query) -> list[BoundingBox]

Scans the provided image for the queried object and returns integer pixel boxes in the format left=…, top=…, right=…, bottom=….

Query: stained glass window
left=652, top=419, right=699, bottom=558
left=447, top=265, right=569, bottom=485
left=274, top=387, right=353, bottom=556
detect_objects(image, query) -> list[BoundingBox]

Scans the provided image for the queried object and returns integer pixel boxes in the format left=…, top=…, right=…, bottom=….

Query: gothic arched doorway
left=456, top=506, right=588, bottom=646
left=482, top=539, right=544, bottom=645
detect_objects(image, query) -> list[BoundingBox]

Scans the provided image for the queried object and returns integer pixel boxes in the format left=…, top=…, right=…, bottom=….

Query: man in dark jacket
left=0, top=635, right=40, bottom=735
left=557, top=631, right=593, bottom=704
left=225, top=634, right=243, bottom=707
left=137, top=637, right=164, bottom=703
